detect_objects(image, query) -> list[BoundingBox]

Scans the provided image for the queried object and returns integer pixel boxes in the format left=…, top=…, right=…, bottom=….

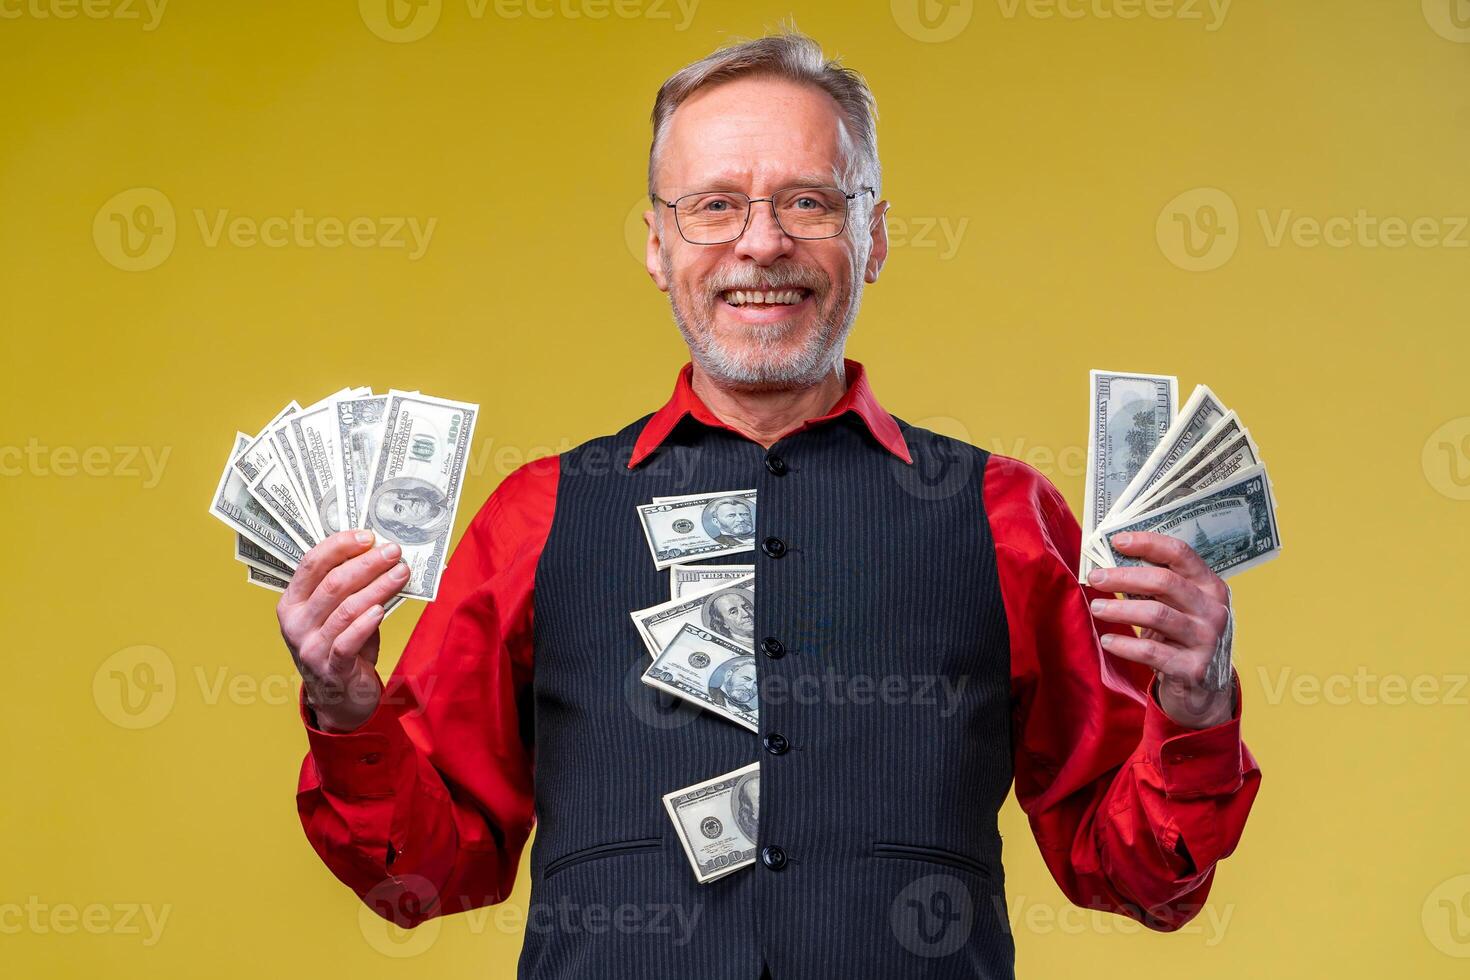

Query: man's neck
left=689, top=359, right=848, bottom=449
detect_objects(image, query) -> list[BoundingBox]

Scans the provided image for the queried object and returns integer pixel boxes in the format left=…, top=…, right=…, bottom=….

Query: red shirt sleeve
left=294, top=456, right=558, bottom=925
left=984, top=453, right=1262, bottom=930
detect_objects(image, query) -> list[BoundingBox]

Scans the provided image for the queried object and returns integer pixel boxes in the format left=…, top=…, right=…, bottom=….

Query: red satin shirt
left=296, top=359, right=1261, bottom=930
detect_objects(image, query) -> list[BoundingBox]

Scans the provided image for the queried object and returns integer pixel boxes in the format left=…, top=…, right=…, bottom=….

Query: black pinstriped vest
left=519, top=410, right=1015, bottom=979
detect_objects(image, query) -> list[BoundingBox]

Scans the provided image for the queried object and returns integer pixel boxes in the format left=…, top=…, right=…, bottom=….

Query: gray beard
left=661, top=247, right=865, bottom=391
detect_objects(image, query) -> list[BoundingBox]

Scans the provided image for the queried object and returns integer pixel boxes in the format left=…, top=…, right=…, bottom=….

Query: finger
left=299, top=540, right=404, bottom=629
left=1086, top=562, right=1207, bottom=615
left=1089, top=597, right=1201, bottom=647
left=317, top=563, right=410, bottom=649
left=1098, top=631, right=1190, bottom=675
left=326, top=603, right=387, bottom=675
left=283, top=530, right=378, bottom=605
left=1108, top=531, right=1214, bottom=586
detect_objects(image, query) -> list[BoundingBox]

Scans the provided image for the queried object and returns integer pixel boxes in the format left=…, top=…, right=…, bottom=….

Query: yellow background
left=4, top=0, right=1469, bottom=975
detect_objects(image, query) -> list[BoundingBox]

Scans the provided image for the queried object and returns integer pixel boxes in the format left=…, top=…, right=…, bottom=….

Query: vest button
left=760, top=845, right=788, bottom=870
left=764, top=453, right=788, bottom=476
left=761, top=536, right=787, bottom=558
left=760, top=637, right=785, bottom=659
left=763, top=732, right=789, bottom=755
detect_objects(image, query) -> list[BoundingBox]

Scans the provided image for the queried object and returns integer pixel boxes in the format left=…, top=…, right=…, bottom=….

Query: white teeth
left=723, top=289, right=805, bottom=307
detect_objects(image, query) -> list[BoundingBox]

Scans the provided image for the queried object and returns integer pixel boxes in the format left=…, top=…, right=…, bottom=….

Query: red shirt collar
left=629, top=358, right=912, bottom=468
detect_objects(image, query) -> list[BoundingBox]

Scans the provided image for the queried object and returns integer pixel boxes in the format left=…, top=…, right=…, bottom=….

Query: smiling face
left=646, top=75, right=889, bottom=390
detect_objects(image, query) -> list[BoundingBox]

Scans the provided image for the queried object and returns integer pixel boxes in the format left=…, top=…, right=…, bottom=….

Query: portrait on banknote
left=709, top=656, right=759, bottom=714
left=368, top=477, right=454, bottom=546
left=701, top=585, right=756, bottom=644
left=703, top=496, right=756, bottom=546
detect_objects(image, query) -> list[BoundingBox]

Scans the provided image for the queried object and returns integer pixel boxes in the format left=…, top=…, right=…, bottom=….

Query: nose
left=732, top=198, right=795, bottom=265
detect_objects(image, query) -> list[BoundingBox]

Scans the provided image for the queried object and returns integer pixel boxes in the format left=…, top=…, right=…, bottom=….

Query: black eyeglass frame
left=651, top=185, right=877, bottom=244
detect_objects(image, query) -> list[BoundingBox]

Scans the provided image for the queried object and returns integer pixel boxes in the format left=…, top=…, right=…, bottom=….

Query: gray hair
left=647, top=27, right=881, bottom=202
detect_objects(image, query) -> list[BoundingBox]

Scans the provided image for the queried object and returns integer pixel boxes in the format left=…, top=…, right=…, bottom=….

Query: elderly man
left=278, top=29, right=1260, bottom=980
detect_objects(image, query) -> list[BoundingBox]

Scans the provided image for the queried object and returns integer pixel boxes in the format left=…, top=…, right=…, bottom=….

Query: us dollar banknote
left=333, top=393, right=389, bottom=535
left=636, top=490, right=757, bottom=569
left=235, top=532, right=294, bottom=577
left=1111, top=384, right=1227, bottom=519
left=209, top=433, right=305, bottom=568
left=631, top=574, right=755, bottom=657
left=670, top=564, right=755, bottom=601
left=247, top=449, right=320, bottom=551
left=363, top=390, right=478, bottom=601
left=284, top=401, right=344, bottom=538
left=1081, top=371, right=1177, bottom=580
left=1123, top=424, right=1260, bottom=518
left=642, top=623, right=759, bottom=732
left=1099, top=464, right=1282, bottom=579
left=1113, top=411, right=1245, bottom=522
left=232, top=401, right=300, bottom=485
left=245, top=566, right=290, bottom=592
left=662, top=762, right=760, bottom=884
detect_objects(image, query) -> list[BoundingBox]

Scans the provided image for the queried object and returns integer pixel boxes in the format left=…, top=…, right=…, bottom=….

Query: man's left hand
left=1086, top=531, right=1235, bottom=729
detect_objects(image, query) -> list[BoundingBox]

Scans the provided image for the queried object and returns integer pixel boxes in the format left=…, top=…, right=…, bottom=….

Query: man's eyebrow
left=686, top=171, right=843, bottom=191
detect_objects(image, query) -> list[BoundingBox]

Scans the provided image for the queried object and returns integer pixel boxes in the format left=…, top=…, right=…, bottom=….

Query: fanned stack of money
left=208, top=388, right=478, bottom=604
left=1080, top=370, right=1282, bottom=581
left=631, top=489, right=762, bottom=882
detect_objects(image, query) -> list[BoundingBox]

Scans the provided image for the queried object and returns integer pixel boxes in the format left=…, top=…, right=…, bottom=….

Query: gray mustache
left=706, top=268, right=826, bottom=293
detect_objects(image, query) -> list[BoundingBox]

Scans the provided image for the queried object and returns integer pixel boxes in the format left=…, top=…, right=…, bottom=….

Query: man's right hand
left=277, top=529, right=411, bottom=733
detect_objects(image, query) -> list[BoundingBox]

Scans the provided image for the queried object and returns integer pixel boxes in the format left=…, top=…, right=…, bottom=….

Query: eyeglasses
left=652, top=185, right=875, bottom=245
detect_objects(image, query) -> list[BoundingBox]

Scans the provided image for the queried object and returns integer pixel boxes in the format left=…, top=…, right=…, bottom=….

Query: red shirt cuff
left=1142, top=667, right=1246, bottom=799
left=298, top=685, right=410, bottom=800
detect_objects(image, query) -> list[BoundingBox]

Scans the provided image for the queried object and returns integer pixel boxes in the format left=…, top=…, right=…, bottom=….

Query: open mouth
left=719, top=288, right=812, bottom=309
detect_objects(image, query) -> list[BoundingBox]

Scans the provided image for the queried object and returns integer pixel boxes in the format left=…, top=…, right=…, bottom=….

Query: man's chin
left=695, top=349, right=830, bottom=390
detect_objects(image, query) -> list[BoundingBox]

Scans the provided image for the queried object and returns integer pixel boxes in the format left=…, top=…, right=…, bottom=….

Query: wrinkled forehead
left=658, top=76, right=856, bottom=195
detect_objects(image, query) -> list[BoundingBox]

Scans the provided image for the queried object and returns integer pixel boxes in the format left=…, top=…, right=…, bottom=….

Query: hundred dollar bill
left=232, top=401, right=300, bottom=484
left=670, top=564, right=756, bottom=601
left=333, top=393, right=389, bottom=534
left=248, top=449, right=320, bottom=551
left=269, top=422, right=321, bottom=540
left=1110, top=384, right=1228, bottom=519
left=662, top=762, right=760, bottom=884
left=1080, top=371, right=1177, bottom=581
left=235, top=533, right=295, bottom=577
left=286, top=400, right=346, bottom=538
left=363, top=390, right=478, bottom=601
left=632, top=574, right=755, bottom=658
left=1099, top=464, right=1282, bottom=579
left=1121, top=426, right=1260, bottom=519
left=208, top=433, right=305, bottom=568
left=642, top=623, right=759, bottom=732
left=278, top=387, right=365, bottom=538
left=1127, top=412, right=1247, bottom=512
left=245, top=566, right=290, bottom=592
left=234, top=403, right=321, bottom=549
left=636, top=490, right=758, bottom=569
